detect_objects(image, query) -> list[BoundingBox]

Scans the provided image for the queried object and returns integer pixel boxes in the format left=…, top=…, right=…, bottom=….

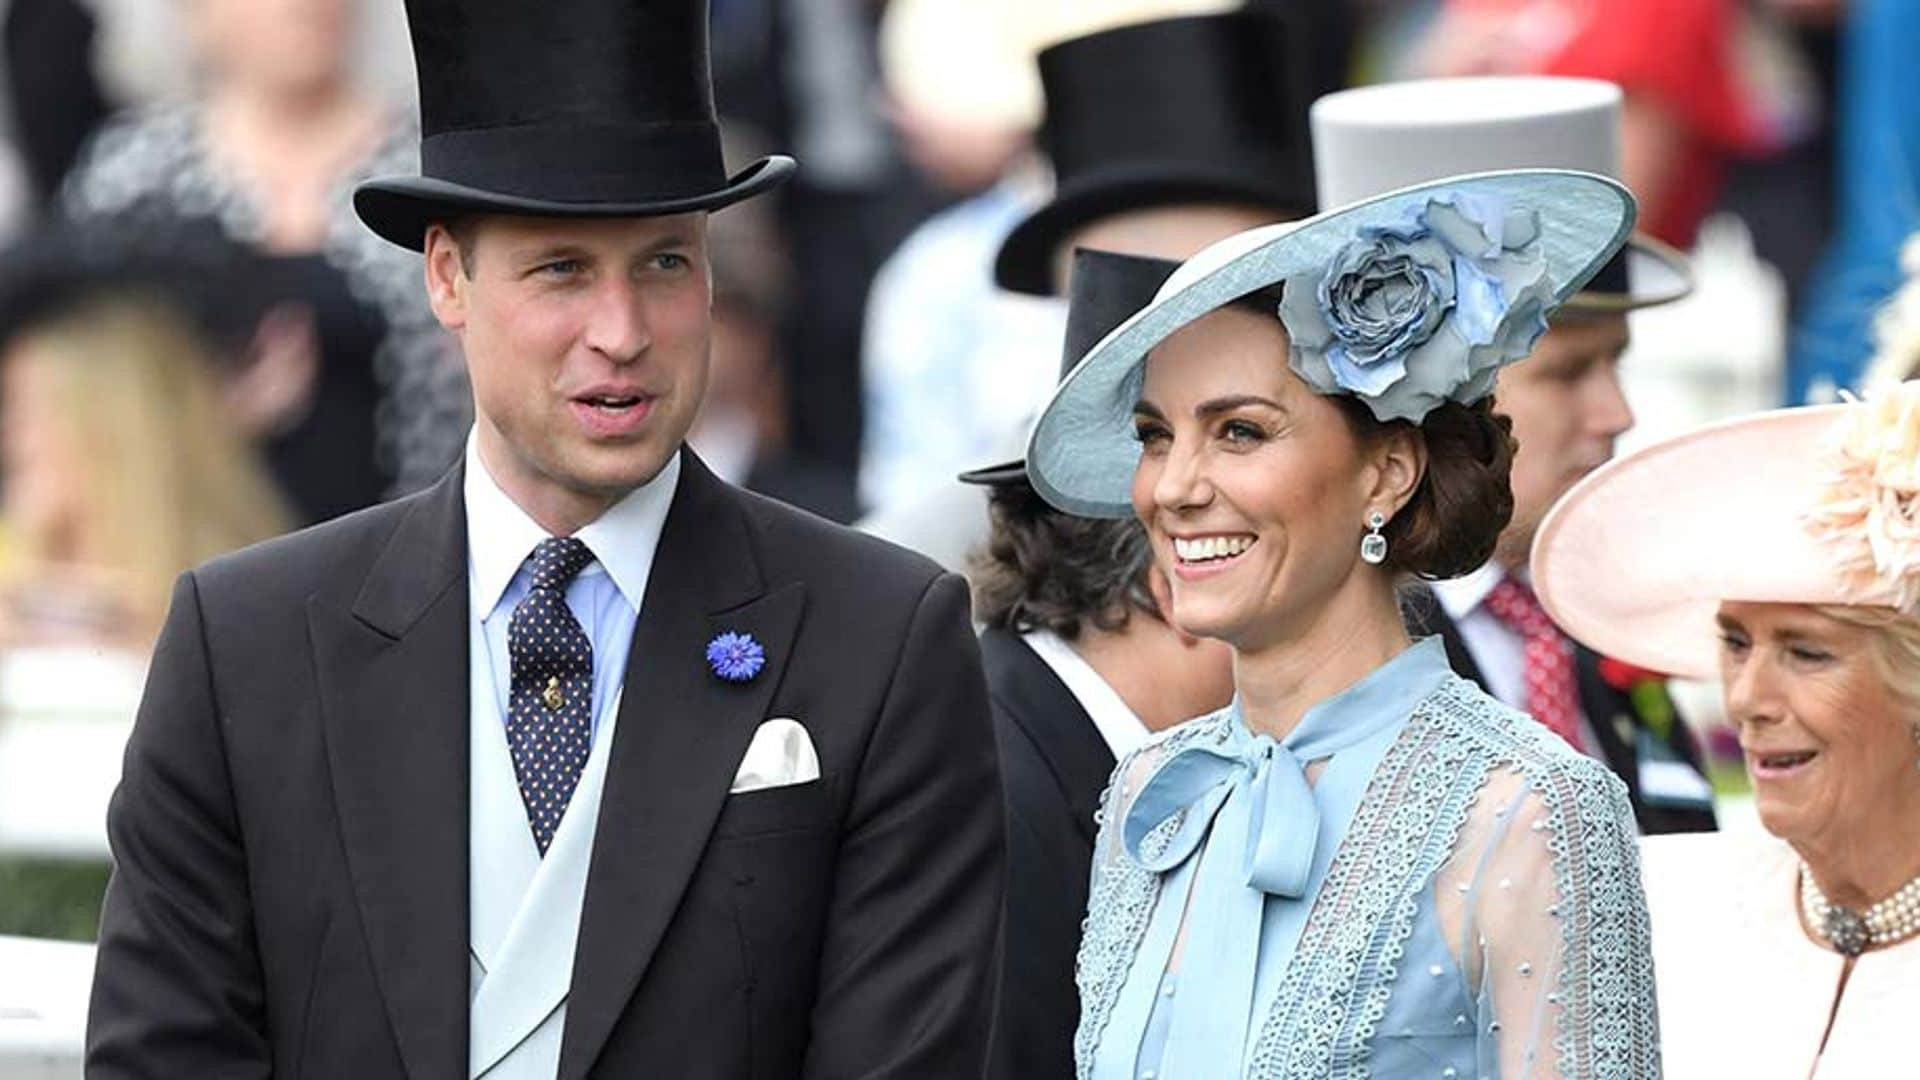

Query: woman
left=0, top=291, right=291, bottom=647
left=60, top=0, right=468, bottom=519
left=1023, top=169, right=1658, bottom=1076
left=1534, top=386, right=1920, bottom=1076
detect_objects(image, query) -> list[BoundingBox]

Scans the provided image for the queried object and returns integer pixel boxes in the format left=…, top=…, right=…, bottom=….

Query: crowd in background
left=0, top=0, right=1908, bottom=939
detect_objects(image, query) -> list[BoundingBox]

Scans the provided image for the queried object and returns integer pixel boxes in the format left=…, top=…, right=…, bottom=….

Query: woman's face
left=191, top=0, right=355, bottom=95
left=1129, top=306, right=1385, bottom=653
left=1, top=344, right=83, bottom=548
left=1718, top=600, right=1920, bottom=850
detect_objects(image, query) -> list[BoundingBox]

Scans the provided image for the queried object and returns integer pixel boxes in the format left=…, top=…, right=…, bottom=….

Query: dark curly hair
left=972, top=482, right=1158, bottom=639
left=1329, top=394, right=1517, bottom=580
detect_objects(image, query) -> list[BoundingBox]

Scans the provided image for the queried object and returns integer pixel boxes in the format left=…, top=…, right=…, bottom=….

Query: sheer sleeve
left=1437, top=760, right=1661, bottom=1078
left=1073, top=725, right=1208, bottom=1077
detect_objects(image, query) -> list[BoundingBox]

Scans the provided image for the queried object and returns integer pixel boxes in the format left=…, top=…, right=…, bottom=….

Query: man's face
left=425, top=213, right=712, bottom=528
left=1495, top=311, right=1634, bottom=565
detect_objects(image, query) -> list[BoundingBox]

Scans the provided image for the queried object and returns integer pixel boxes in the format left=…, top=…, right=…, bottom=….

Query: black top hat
left=993, top=12, right=1325, bottom=297
left=960, top=247, right=1176, bottom=487
left=354, top=0, right=796, bottom=252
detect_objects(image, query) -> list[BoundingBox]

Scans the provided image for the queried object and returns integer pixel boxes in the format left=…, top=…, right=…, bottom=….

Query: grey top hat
left=1026, top=169, right=1637, bottom=519
left=1309, top=76, right=1689, bottom=312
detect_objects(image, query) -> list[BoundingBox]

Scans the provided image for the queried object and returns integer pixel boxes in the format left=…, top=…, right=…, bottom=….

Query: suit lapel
left=981, top=629, right=1113, bottom=844
left=309, top=468, right=470, bottom=1080
left=1403, top=588, right=1492, bottom=692
left=558, top=456, right=806, bottom=1080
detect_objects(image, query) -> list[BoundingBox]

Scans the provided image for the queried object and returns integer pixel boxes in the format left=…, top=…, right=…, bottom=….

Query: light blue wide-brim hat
left=1025, top=168, right=1635, bottom=519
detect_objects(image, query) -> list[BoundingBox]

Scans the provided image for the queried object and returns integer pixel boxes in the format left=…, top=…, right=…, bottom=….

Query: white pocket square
left=730, top=718, right=821, bottom=793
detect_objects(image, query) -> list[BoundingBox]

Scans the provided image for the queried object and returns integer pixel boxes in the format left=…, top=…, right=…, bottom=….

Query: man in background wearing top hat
left=1309, top=76, right=1718, bottom=835
left=84, top=2, right=1004, bottom=1078
left=964, top=12, right=1335, bottom=1076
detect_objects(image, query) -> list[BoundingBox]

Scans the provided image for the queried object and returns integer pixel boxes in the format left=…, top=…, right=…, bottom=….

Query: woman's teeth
left=1757, top=751, right=1817, bottom=770
left=1173, top=535, right=1255, bottom=563
left=585, top=395, right=641, bottom=409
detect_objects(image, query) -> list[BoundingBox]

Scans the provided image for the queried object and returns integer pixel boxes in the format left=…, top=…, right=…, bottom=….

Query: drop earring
left=1361, top=510, right=1388, bottom=565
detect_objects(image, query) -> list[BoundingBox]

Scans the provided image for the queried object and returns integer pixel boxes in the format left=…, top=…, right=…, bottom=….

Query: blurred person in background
left=59, top=0, right=470, bottom=518
left=689, top=125, right=861, bottom=522
left=858, top=0, right=1243, bottom=527
left=1309, top=76, right=1720, bottom=834
left=1536, top=381, right=1920, bottom=1076
left=0, top=229, right=291, bottom=650
left=0, top=299, right=290, bottom=650
left=1793, top=0, right=1920, bottom=403
left=1418, top=0, right=1776, bottom=252
left=956, top=10, right=1332, bottom=1073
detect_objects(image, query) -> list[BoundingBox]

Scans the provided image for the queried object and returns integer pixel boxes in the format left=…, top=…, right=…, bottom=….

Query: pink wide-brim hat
left=1533, top=399, right=1918, bottom=681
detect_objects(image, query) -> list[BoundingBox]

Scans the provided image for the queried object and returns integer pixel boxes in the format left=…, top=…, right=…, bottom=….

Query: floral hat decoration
left=1534, top=381, right=1920, bottom=680
left=1024, top=168, right=1635, bottom=519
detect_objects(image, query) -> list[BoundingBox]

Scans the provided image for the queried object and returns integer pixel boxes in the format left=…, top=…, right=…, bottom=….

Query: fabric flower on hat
left=1805, top=383, right=1920, bottom=612
left=1277, top=191, right=1554, bottom=423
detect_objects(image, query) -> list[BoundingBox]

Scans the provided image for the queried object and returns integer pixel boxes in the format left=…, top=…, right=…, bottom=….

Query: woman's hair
left=1330, top=394, right=1518, bottom=581
left=5, top=294, right=293, bottom=637
left=1812, top=604, right=1920, bottom=716
left=972, top=481, right=1158, bottom=639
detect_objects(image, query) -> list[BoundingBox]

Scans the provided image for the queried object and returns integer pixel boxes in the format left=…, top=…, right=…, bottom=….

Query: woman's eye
left=1789, top=645, right=1834, bottom=664
left=1718, top=633, right=1749, bottom=655
left=1221, top=419, right=1266, bottom=443
left=1132, top=423, right=1170, bottom=448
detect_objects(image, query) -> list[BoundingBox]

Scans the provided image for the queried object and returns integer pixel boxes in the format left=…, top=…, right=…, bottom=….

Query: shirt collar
left=1248, top=634, right=1454, bottom=754
left=1429, top=560, right=1507, bottom=621
left=1021, top=628, right=1148, bottom=760
left=463, top=434, right=682, bottom=618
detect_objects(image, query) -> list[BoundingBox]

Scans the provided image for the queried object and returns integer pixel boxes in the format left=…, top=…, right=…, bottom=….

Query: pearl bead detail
left=1799, top=864, right=1920, bottom=956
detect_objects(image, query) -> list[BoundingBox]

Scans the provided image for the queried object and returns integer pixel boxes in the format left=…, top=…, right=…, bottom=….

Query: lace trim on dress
left=1075, top=675, right=1659, bottom=1080
left=1074, top=708, right=1233, bottom=1080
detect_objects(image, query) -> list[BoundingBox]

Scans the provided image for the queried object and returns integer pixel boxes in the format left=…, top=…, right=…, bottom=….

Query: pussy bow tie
left=1122, top=723, right=1330, bottom=898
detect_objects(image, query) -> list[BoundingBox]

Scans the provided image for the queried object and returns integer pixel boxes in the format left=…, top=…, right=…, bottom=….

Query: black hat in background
left=960, top=247, right=1177, bottom=486
left=354, top=0, right=796, bottom=251
left=993, top=11, right=1326, bottom=297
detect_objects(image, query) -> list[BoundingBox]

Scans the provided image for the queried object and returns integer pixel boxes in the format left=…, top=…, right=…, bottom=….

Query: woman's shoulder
left=61, top=104, right=202, bottom=218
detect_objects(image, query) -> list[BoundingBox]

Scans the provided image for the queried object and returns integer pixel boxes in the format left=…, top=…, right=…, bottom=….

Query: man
left=84, top=3, right=1003, bottom=1078
left=1308, top=76, right=1718, bottom=834
left=965, top=12, right=1330, bottom=1076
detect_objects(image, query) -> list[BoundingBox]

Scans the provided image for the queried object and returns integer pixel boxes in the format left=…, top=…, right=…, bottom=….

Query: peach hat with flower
left=1532, top=382, right=1920, bottom=679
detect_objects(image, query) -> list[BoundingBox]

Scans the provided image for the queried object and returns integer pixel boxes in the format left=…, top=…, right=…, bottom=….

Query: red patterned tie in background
left=1481, top=577, right=1585, bottom=749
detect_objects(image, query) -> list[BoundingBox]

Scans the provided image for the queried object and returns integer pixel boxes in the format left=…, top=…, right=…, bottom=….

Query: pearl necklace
left=1799, top=866, right=1920, bottom=956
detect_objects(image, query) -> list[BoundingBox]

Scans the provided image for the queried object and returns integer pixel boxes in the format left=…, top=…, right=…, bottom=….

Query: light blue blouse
left=1078, top=638, right=1659, bottom=1079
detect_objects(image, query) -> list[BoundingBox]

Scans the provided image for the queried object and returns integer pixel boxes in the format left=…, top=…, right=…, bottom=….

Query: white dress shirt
left=1021, top=629, right=1148, bottom=762
left=464, top=436, right=681, bottom=743
left=1430, top=562, right=1602, bottom=755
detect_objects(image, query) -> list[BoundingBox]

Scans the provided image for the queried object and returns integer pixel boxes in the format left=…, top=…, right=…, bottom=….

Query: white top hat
left=1309, top=77, right=1689, bottom=310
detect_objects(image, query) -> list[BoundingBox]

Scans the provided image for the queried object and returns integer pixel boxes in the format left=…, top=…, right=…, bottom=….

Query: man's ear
left=422, top=223, right=469, bottom=333
left=1368, top=425, right=1427, bottom=520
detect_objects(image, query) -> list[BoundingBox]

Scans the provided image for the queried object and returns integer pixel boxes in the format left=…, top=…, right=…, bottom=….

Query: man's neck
left=474, top=435, right=622, bottom=537
left=1072, top=619, right=1229, bottom=733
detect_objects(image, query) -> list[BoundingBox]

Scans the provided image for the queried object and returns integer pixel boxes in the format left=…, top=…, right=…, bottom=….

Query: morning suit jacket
left=1406, top=595, right=1718, bottom=836
left=980, top=628, right=1115, bottom=1080
left=85, top=452, right=1005, bottom=1079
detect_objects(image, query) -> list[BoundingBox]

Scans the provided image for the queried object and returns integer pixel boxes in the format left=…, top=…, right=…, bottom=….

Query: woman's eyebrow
left=1194, top=394, right=1285, bottom=418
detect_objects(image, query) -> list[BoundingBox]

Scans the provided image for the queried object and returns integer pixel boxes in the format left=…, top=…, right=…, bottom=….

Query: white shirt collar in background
left=1021, top=628, right=1148, bottom=762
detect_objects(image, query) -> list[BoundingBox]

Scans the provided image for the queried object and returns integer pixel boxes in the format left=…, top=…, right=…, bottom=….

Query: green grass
left=0, top=857, right=109, bottom=941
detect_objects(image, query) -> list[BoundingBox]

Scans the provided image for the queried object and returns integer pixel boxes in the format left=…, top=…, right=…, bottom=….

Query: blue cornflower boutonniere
left=706, top=631, right=766, bottom=683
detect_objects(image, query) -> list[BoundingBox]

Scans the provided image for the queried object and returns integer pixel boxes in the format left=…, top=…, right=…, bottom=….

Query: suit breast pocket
left=712, top=772, right=838, bottom=839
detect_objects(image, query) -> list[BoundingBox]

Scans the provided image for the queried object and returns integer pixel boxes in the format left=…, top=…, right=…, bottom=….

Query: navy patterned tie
left=507, top=537, right=597, bottom=855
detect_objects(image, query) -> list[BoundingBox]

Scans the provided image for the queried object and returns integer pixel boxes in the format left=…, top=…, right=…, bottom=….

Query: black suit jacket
left=1406, top=594, right=1717, bottom=836
left=86, top=454, right=1004, bottom=1079
left=980, top=629, right=1115, bottom=1080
